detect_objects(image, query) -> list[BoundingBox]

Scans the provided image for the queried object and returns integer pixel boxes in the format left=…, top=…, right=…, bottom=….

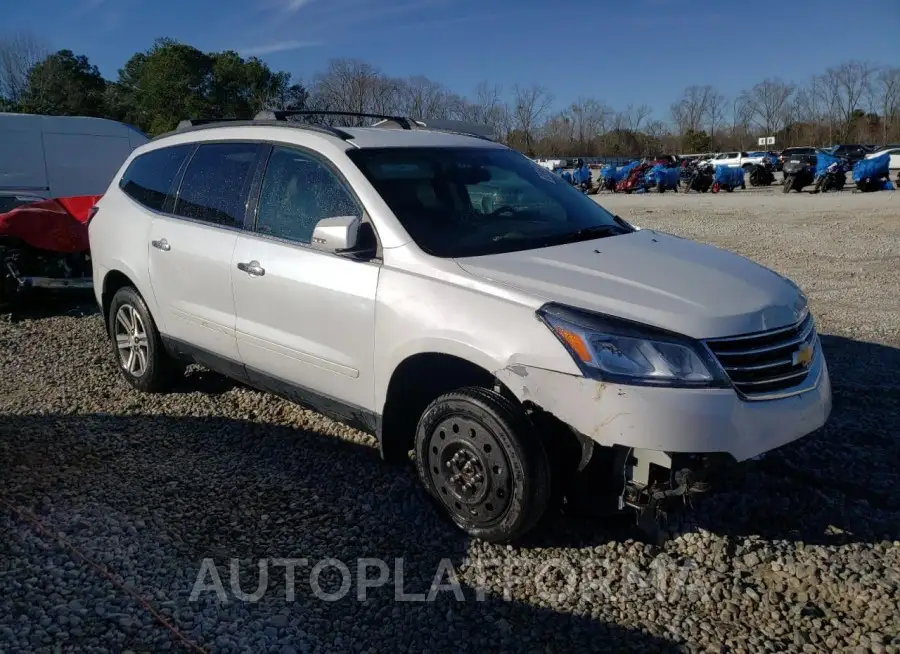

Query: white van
left=0, top=113, right=148, bottom=212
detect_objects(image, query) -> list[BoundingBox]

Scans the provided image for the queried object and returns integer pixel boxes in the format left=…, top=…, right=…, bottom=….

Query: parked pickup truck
left=701, top=151, right=766, bottom=170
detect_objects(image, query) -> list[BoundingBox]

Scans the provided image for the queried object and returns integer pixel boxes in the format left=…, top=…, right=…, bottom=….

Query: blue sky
left=7, top=0, right=900, bottom=117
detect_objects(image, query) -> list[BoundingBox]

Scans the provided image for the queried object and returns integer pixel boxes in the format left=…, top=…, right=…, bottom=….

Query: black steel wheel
left=414, top=387, right=551, bottom=543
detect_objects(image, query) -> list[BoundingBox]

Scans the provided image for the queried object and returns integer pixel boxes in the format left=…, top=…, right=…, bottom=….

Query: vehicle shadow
left=0, top=290, right=98, bottom=322
left=0, top=412, right=679, bottom=653
left=678, top=332, right=900, bottom=546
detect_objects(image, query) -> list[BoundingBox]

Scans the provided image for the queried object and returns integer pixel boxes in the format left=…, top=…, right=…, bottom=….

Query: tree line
left=2, top=31, right=898, bottom=158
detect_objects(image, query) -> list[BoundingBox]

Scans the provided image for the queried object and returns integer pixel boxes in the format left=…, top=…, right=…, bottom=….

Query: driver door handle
left=151, top=239, right=170, bottom=251
left=237, top=260, right=265, bottom=277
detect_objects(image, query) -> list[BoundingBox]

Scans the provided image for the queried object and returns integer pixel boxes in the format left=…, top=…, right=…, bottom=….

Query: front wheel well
left=379, top=353, right=514, bottom=463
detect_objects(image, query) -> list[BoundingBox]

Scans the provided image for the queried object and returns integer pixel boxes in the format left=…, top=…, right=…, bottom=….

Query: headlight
left=536, top=303, right=729, bottom=388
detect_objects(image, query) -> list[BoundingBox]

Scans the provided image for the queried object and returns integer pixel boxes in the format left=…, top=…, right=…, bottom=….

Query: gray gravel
left=2, top=186, right=899, bottom=653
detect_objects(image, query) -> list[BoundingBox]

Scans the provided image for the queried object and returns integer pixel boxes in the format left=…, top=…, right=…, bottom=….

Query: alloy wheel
left=114, top=304, right=149, bottom=377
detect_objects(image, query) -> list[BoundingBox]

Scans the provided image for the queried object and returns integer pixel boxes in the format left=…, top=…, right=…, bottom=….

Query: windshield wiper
left=532, top=224, right=624, bottom=248
left=612, top=215, right=635, bottom=231
left=567, top=224, right=625, bottom=241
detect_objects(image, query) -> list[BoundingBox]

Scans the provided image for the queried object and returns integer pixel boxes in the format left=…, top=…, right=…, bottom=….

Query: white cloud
left=239, top=40, right=320, bottom=55
left=285, top=0, right=314, bottom=12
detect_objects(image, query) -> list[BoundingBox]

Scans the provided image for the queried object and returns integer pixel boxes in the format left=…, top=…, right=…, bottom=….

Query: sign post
left=757, top=137, right=766, bottom=147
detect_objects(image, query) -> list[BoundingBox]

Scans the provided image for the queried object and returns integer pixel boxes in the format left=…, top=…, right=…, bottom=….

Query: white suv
left=88, top=112, right=832, bottom=543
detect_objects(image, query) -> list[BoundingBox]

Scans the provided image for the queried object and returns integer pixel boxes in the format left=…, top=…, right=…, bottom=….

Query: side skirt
left=160, top=335, right=379, bottom=436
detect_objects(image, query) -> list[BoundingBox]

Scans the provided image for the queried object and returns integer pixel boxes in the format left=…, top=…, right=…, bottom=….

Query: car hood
left=455, top=229, right=806, bottom=339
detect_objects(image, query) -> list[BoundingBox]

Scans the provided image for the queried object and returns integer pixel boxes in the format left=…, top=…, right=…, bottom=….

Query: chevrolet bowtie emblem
left=792, top=343, right=814, bottom=367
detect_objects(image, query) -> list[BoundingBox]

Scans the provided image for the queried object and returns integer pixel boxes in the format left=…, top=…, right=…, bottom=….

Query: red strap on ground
left=0, top=497, right=210, bottom=654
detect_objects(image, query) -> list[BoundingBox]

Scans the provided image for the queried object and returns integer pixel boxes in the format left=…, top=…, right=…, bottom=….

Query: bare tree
left=786, top=85, right=824, bottom=146
left=819, top=61, right=876, bottom=141
left=870, top=66, right=900, bottom=144
left=0, top=30, right=47, bottom=105
left=394, top=75, right=457, bottom=119
left=670, top=85, right=711, bottom=135
left=539, top=112, right=575, bottom=154
left=731, top=96, right=754, bottom=150
left=622, top=103, right=652, bottom=133
left=738, top=78, right=795, bottom=137
left=569, top=97, right=612, bottom=146
left=309, top=58, right=399, bottom=124
left=512, top=84, right=553, bottom=153
left=704, top=89, right=726, bottom=150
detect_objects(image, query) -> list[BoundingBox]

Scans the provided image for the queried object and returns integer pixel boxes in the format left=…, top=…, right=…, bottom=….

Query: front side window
left=348, top=147, right=628, bottom=258
left=174, top=142, right=259, bottom=228
left=254, top=146, right=360, bottom=244
left=119, top=144, right=193, bottom=212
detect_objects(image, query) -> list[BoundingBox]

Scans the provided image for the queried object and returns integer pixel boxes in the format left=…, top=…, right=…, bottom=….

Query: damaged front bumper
left=497, top=356, right=832, bottom=492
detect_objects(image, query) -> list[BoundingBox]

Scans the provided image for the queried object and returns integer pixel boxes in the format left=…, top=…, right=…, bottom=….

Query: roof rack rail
left=253, top=109, right=415, bottom=130
left=176, top=118, right=247, bottom=130
left=166, top=112, right=495, bottom=143
left=168, top=116, right=355, bottom=141
left=411, top=118, right=496, bottom=141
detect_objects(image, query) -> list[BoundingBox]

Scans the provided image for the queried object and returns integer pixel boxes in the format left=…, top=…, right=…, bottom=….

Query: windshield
left=347, top=147, right=628, bottom=257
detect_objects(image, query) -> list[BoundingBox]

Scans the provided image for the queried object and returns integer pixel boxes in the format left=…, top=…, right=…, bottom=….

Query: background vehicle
left=853, top=152, right=891, bottom=192
left=0, top=114, right=148, bottom=307
left=778, top=147, right=818, bottom=170
left=89, top=111, right=831, bottom=544
left=865, top=147, right=900, bottom=169
left=782, top=160, right=815, bottom=193
left=701, top=151, right=765, bottom=170
left=825, top=144, right=869, bottom=164
left=0, top=113, right=147, bottom=200
left=711, top=165, right=745, bottom=192
left=748, top=160, right=775, bottom=186
left=813, top=153, right=850, bottom=193
left=682, top=162, right=713, bottom=192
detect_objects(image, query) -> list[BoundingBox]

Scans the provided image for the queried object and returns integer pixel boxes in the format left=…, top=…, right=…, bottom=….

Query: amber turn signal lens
left=553, top=326, right=592, bottom=363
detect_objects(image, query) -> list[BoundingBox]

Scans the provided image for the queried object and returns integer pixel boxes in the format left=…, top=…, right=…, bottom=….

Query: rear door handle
left=151, top=239, right=170, bottom=251
left=237, top=260, right=265, bottom=277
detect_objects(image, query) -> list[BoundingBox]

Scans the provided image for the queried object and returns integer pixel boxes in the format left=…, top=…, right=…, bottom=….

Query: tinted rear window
left=119, top=145, right=193, bottom=212
left=173, top=143, right=259, bottom=228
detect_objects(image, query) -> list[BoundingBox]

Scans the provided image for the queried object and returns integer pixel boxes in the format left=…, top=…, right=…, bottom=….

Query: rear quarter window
left=119, top=145, right=193, bottom=212
left=173, top=142, right=260, bottom=228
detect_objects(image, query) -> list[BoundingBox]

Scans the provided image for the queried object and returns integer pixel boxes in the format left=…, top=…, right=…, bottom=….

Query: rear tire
left=414, top=387, right=552, bottom=543
left=108, top=286, right=180, bottom=393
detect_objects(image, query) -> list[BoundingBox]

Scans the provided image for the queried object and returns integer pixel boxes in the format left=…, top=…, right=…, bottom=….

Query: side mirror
left=310, top=215, right=360, bottom=253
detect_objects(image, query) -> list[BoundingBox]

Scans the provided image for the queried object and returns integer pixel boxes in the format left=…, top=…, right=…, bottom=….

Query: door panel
left=232, top=234, right=379, bottom=410
left=146, top=141, right=262, bottom=363
left=231, top=143, right=379, bottom=412
left=148, top=216, right=240, bottom=361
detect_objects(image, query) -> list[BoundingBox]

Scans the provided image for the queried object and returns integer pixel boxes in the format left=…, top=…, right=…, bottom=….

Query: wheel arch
left=100, top=262, right=157, bottom=324
left=378, top=350, right=516, bottom=464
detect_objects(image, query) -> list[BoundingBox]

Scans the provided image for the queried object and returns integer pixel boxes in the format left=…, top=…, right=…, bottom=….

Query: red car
left=0, top=114, right=147, bottom=307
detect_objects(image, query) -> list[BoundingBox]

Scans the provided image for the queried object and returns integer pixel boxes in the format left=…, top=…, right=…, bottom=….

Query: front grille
left=704, top=312, right=818, bottom=399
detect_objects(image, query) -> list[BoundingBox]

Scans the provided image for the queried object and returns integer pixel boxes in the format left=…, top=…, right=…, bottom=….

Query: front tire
left=107, top=286, right=179, bottom=393
left=414, top=387, right=552, bottom=543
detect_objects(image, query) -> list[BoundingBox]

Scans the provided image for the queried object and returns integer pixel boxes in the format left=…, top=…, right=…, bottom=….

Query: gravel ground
left=2, top=186, right=899, bottom=654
